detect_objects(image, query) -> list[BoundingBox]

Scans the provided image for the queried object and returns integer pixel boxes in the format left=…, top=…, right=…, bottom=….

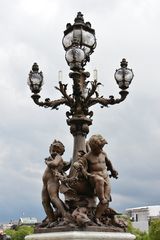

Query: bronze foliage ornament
left=27, top=12, right=134, bottom=232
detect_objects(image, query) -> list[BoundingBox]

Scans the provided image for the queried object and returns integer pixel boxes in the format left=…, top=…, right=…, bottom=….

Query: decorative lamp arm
left=55, top=81, right=74, bottom=106
left=88, top=90, right=129, bottom=108
left=31, top=94, right=69, bottom=110
left=107, top=90, right=129, bottom=105
left=84, top=80, right=101, bottom=103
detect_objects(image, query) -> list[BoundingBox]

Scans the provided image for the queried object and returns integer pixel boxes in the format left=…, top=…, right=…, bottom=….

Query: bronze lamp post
left=28, top=12, right=133, bottom=174
left=27, top=12, right=134, bottom=232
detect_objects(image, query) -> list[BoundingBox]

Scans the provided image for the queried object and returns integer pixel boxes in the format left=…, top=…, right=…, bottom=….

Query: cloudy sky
left=0, top=0, right=160, bottom=223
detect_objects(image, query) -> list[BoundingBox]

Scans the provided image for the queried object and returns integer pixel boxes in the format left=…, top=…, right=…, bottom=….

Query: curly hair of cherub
left=49, top=139, right=65, bottom=155
left=89, top=134, right=107, bottom=150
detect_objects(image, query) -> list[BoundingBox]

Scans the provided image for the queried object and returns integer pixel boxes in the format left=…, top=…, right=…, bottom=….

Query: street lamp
left=114, top=58, right=134, bottom=90
left=63, top=12, right=96, bottom=70
left=27, top=62, right=43, bottom=94
left=27, top=11, right=135, bottom=232
left=27, top=12, right=133, bottom=170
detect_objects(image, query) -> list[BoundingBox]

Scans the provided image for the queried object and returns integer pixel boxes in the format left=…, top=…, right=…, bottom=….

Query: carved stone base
left=25, top=231, right=136, bottom=240
left=35, top=226, right=125, bottom=233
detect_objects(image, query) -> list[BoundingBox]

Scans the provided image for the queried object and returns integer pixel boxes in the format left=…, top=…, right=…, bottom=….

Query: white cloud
left=0, top=0, right=160, bottom=223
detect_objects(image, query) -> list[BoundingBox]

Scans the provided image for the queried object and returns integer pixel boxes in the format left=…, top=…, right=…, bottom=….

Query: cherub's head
left=49, top=140, right=65, bottom=156
left=89, top=134, right=107, bottom=154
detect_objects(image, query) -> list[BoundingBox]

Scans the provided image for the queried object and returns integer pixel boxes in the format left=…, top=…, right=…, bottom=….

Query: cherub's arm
left=45, top=155, right=62, bottom=168
left=105, top=153, right=118, bottom=179
left=62, top=160, right=71, bottom=172
left=73, top=153, right=88, bottom=178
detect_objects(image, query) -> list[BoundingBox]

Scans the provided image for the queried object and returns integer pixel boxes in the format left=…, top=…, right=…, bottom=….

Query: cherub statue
left=42, top=140, right=70, bottom=225
left=74, top=134, right=118, bottom=224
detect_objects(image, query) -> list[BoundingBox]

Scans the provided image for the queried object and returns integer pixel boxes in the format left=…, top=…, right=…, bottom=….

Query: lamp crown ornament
left=74, top=11, right=84, bottom=23
left=32, top=62, right=39, bottom=72
left=120, top=58, right=128, bottom=68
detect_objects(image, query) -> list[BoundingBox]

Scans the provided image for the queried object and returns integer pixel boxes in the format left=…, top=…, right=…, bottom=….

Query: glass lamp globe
left=114, top=59, right=134, bottom=90
left=82, top=30, right=96, bottom=48
left=28, top=63, right=44, bottom=94
left=65, top=47, right=85, bottom=70
left=62, top=12, right=96, bottom=69
left=62, top=31, right=73, bottom=49
left=63, top=29, right=96, bottom=55
left=28, top=73, right=43, bottom=94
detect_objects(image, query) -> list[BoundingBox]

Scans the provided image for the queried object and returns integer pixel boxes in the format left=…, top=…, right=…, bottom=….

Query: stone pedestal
left=25, top=231, right=136, bottom=240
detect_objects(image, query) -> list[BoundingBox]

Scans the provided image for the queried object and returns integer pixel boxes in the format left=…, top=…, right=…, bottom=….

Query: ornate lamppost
left=27, top=12, right=134, bottom=233
left=28, top=12, right=133, bottom=171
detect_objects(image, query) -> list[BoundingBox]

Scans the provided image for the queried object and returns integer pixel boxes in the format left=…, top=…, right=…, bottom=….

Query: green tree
left=5, top=226, right=34, bottom=240
left=149, top=219, right=160, bottom=240
left=127, top=220, right=149, bottom=240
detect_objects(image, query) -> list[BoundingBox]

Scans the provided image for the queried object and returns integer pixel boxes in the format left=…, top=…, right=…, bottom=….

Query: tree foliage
left=127, top=220, right=149, bottom=240
left=5, top=226, right=34, bottom=240
left=4, top=219, right=160, bottom=240
left=149, top=219, right=160, bottom=240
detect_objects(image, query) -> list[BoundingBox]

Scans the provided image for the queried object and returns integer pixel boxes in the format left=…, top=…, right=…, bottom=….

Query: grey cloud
left=0, top=0, right=160, bottom=223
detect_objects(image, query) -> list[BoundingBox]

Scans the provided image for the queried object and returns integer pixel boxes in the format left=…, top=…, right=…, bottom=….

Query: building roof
left=18, top=217, right=38, bottom=225
left=125, top=205, right=160, bottom=217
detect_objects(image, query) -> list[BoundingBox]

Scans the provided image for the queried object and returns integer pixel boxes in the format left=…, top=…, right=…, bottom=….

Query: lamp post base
left=25, top=231, right=135, bottom=240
